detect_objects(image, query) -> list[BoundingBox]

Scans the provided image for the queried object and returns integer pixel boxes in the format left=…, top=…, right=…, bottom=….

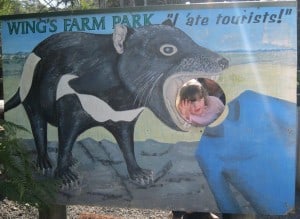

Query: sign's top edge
left=0, top=1, right=296, bottom=20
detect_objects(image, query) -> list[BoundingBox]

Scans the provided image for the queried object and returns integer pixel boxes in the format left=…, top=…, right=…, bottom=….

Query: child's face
left=190, top=98, right=206, bottom=116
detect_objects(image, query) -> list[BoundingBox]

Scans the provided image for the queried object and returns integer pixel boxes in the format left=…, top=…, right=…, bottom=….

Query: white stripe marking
left=56, top=74, right=144, bottom=122
left=19, top=53, right=41, bottom=102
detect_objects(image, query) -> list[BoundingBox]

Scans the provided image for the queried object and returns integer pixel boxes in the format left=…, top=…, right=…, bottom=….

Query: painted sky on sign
left=1, top=4, right=297, bottom=54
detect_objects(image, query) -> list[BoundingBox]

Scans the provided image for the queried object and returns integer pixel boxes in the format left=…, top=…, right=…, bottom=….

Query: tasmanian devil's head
left=113, top=20, right=229, bottom=131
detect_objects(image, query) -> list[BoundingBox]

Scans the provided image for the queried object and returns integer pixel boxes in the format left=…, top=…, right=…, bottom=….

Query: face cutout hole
left=176, top=78, right=226, bottom=127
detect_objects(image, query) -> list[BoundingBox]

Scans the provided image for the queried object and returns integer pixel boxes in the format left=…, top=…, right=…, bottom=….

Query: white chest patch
left=56, top=74, right=144, bottom=123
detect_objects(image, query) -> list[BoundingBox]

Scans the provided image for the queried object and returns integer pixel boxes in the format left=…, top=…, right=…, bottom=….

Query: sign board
left=1, top=1, right=297, bottom=214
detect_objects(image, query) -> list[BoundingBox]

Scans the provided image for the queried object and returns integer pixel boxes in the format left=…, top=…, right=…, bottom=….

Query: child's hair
left=178, top=79, right=208, bottom=105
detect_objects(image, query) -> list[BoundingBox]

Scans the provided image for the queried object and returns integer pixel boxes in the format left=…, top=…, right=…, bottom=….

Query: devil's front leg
left=54, top=95, right=91, bottom=185
left=55, top=125, right=78, bottom=185
left=106, top=120, right=154, bottom=185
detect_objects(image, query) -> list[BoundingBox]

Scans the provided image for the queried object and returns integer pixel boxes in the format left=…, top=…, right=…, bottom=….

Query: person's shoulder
left=207, top=96, right=225, bottom=111
left=208, top=96, right=224, bottom=104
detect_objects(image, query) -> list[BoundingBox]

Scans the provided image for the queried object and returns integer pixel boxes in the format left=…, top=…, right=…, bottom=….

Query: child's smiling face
left=190, top=97, right=206, bottom=116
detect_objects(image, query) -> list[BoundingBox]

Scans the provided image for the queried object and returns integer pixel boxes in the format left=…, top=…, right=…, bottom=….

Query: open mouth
left=163, top=72, right=222, bottom=131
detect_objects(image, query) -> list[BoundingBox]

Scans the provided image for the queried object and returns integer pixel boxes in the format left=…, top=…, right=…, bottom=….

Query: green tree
left=0, top=0, right=49, bottom=15
left=0, top=0, right=22, bottom=15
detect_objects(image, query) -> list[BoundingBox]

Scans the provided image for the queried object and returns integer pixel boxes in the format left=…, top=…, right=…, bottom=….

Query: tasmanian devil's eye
left=160, top=44, right=178, bottom=56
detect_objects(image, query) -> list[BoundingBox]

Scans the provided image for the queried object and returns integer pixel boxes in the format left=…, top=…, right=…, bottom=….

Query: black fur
left=5, top=21, right=228, bottom=185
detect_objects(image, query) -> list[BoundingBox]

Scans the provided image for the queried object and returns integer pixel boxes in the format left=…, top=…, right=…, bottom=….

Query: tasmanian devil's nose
left=218, top=57, right=229, bottom=70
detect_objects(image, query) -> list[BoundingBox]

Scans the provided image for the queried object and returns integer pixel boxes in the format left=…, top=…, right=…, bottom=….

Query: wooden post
left=297, top=107, right=300, bottom=190
left=296, top=0, right=300, bottom=189
left=39, top=204, right=66, bottom=219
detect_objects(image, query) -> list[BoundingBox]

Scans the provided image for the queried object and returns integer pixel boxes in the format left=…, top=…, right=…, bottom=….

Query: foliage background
left=0, top=121, right=59, bottom=208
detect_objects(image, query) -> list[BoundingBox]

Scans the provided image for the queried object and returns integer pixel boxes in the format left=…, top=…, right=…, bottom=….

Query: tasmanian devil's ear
left=162, top=19, right=174, bottom=26
left=113, top=24, right=134, bottom=54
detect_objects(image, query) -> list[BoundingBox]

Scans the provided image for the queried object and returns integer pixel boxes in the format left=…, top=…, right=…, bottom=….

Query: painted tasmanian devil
left=5, top=20, right=228, bottom=185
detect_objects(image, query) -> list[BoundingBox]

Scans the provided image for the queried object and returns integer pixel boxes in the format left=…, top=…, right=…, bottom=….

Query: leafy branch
left=0, top=120, right=59, bottom=210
